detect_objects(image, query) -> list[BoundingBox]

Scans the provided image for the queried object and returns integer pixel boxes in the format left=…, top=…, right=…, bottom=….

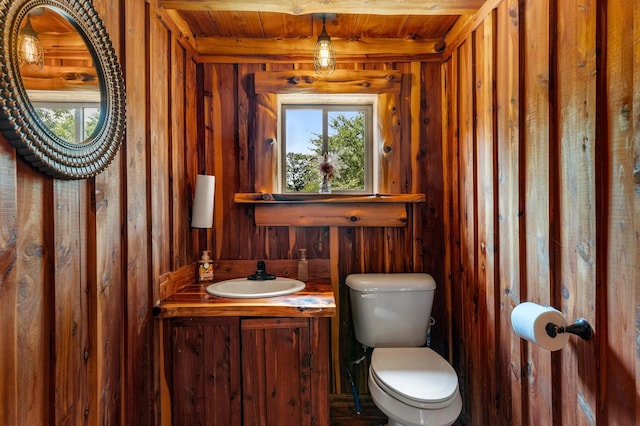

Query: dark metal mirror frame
left=0, top=0, right=126, bottom=179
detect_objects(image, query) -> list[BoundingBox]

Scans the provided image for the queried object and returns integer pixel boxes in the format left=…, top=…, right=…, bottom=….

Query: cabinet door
left=171, top=317, right=242, bottom=426
left=241, top=318, right=313, bottom=426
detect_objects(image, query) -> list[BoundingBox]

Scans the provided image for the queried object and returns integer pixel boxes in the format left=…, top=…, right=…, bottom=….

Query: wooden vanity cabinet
left=169, top=317, right=242, bottom=426
left=168, top=316, right=330, bottom=426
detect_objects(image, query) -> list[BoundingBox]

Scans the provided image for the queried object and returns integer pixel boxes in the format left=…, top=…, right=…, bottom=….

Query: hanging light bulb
left=18, top=14, right=44, bottom=70
left=314, top=14, right=336, bottom=76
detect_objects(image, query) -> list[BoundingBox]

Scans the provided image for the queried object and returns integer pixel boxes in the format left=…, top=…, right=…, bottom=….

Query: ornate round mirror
left=0, top=0, right=126, bottom=179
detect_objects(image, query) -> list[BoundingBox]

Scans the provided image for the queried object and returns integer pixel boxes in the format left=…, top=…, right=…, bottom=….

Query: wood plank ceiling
left=159, top=0, right=486, bottom=63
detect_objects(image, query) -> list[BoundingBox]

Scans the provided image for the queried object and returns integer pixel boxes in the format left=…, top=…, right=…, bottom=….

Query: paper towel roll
left=192, top=175, right=215, bottom=228
left=511, top=302, right=569, bottom=351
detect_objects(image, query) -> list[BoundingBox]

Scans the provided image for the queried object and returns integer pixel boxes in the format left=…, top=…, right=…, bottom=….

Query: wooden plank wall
left=200, top=60, right=446, bottom=397
left=1, top=0, right=637, bottom=424
left=0, top=0, right=200, bottom=424
left=443, top=0, right=639, bottom=424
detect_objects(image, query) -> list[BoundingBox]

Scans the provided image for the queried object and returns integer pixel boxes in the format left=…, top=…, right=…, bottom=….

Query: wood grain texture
left=88, top=3, right=124, bottom=418
left=242, top=318, right=312, bottom=425
left=123, top=0, right=155, bottom=423
left=150, top=8, right=172, bottom=297
left=457, top=37, right=477, bottom=423
left=234, top=193, right=425, bottom=203
left=441, top=52, right=460, bottom=367
left=310, top=317, right=331, bottom=425
left=523, top=0, right=556, bottom=423
left=185, top=57, right=199, bottom=262
left=474, top=15, right=498, bottom=425
left=556, top=0, right=599, bottom=424
left=442, top=0, right=640, bottom=424
left=420, top=61, right=445, bottom=354
left=171, top=40, right=188, bottom=270
left=254, top=70, right=402, bottom=94
left=599, top=0, right=640, bottom=423
left=53, top=179, right=89, bottom=425
left=170, top=317, right=241, bottom=426
left=495, top=0, right=522, bottom=423
left=159, top=0, right=485, bottom=15
left=169, top=315, right=329, bottom=426
left=0, top=0, right=201, bottom=424
left=254, top=203, right=408, bottom=227
left=16, top=165, right=50, bottom=425
left=1, top=0, right=639, bottom=424
left=92, top=158, right=123, bottom=425
left=156, top=280, right=336, bottom=318
left=0, top=112, right=18, bottom=426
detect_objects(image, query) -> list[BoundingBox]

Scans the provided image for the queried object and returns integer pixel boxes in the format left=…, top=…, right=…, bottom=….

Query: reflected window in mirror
left=33, top=102, right=100, bottom=143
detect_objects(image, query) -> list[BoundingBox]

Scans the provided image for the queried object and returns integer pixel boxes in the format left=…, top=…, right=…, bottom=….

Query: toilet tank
left=345, top=273, right=436, bottom=347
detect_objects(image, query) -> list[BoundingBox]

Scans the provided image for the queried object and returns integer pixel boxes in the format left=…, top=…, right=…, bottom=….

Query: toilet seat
left=370, top=347, right=459, bottom=410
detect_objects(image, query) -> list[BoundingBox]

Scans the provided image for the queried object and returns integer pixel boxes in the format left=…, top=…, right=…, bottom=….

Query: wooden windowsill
left=234, top=193, right=425, bottom=227
left=234, top=193, right=425, bottom=204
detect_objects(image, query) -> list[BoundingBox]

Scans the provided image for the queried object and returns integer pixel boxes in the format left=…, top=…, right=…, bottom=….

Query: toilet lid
left=370, top=347, right=459, bottom=408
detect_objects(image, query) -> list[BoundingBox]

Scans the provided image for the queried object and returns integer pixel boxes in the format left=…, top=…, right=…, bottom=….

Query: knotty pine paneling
left=443, top=0, right=639, bottom=424
left=0, top=0, right=200, bottom=424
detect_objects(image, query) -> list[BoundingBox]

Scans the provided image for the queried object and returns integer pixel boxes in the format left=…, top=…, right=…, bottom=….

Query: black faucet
left=247, top=260, right=276, bottom=280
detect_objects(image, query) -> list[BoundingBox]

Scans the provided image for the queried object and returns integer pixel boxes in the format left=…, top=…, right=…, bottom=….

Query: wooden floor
left=329, top=393, right=465, bottom=426
left=330, top=394, right=388, bottom=426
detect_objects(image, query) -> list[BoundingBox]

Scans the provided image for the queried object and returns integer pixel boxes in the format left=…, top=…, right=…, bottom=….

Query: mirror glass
left=18, top=6, right=101, bottom=144
left=0, top=0, right=126, bottom=179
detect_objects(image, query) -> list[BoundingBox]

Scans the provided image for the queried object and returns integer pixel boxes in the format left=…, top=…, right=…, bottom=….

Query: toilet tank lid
left=345, top=273, right=436, bottom=292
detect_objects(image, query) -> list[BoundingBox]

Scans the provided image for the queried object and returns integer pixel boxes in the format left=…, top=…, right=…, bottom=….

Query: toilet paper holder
left=545, top=318, right=593, bottom=340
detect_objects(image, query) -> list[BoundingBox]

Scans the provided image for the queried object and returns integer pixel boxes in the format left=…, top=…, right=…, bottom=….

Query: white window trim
left=276, top=93, right=379, bottom=194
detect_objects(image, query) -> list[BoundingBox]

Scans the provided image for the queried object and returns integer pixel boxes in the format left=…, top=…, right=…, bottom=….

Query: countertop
left=153, top=279, right=336, bottom=318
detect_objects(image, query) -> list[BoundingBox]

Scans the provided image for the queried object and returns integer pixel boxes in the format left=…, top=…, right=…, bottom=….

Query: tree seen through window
left=283, top=106, right=370, bottom=193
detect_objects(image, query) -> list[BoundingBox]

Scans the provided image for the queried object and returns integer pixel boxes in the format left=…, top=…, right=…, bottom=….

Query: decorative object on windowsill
left=319, top=175, right=332, bottom=193
left=319, top=151, right=339, bottom=194
left=313, top=13, right=336, bottom=76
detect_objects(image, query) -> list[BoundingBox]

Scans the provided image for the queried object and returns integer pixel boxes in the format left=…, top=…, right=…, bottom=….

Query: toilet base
left=369, top=373, right=462, bottom=426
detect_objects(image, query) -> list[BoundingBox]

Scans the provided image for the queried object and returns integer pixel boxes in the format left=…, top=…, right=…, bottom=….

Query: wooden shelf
left=234, top=193, right=425, bottom=227
left=234, top=192, right=425, bottom=203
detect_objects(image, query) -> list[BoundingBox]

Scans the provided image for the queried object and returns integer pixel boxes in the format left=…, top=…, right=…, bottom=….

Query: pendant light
left=17, top=14, right=44, bottom=69
left=314, top=14, right=336, bottom=76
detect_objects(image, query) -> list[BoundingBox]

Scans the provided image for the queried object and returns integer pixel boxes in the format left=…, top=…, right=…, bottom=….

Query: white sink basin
left=206, top=277, right=306, bottom=298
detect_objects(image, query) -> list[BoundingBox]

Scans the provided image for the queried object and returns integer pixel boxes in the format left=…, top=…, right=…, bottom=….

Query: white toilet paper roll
left=511, top=302, right=570, bottom=351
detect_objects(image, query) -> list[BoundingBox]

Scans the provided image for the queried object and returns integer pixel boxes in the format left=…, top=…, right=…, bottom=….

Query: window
left=33, top=102, right=100, bottom=143
left=278, top=94, right=377, bottom=194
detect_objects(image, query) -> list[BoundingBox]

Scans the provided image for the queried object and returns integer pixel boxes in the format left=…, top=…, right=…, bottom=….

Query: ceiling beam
left=196, top=36, right=445, bottom=63
left=159, top=0, right=484, bottom=15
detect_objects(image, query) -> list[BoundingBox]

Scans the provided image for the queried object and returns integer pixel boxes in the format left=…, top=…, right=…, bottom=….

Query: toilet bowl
left=345, top=273, right=463, bottom=426
left=368, top=347, right=462, bottom=426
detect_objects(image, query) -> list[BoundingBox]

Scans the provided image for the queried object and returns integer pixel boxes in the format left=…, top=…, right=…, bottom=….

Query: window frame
left=276, top=93, right=378, bottom=194
left=32, top=100, right=101, bottom=144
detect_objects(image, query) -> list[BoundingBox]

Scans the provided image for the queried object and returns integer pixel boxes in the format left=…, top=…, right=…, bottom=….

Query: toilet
left=346, top=273, right=462, bottom=426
